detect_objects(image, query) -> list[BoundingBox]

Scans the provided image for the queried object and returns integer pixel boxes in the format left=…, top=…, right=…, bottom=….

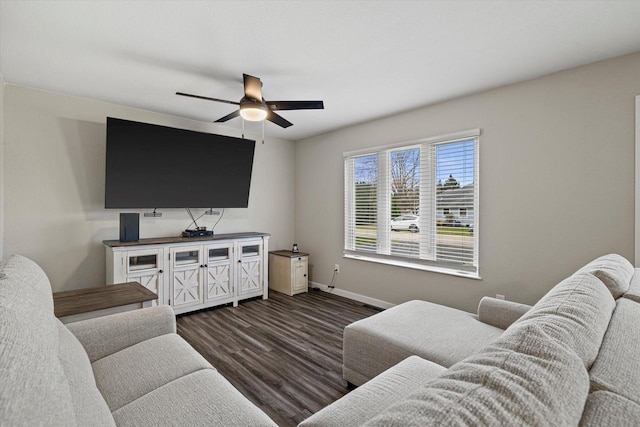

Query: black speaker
left=119, top=213, right=139, bottom=242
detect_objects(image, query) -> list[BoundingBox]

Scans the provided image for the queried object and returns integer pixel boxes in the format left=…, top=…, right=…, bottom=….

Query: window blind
left=344, top=130, right=479, bottom=277
left=345, top=154, right=379, bottom=253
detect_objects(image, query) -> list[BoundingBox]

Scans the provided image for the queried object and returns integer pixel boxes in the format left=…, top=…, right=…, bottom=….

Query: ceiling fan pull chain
left=241, top=117, right=245, bottom=139
left=262, top=121, right=265, bottom=144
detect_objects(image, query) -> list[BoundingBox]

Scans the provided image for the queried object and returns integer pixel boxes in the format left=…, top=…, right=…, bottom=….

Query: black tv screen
left=105, top=117, right=255, bottom=208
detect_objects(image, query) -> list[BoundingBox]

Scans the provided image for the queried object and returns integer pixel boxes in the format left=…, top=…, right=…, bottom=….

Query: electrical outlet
left=496, top=294, right=505, bottom=300
left=334, top=264, right=340, bottom=273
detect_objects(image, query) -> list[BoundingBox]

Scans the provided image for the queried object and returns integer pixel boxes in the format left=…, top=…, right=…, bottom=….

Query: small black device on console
left=119, top=213, right=140, bottom=242
left=182, top=229, right=214, bottom=238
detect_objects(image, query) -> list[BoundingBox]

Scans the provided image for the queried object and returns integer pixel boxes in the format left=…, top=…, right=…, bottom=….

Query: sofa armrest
left=65, top=305, right=176, bottom=362
left=300, top=356, right=446, bottom=426
left=477, top=297, right=531, bottom=330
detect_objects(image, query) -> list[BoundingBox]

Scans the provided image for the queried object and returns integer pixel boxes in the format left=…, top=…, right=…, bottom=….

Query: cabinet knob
left=204, top=264, right=208, bottom=268
left=159, top=269, right=163, bottom=274
left=304, top=274, right=307, bottom=277
left=298, top=257, right=302, bottom=260
left=200, top=265, right=204, bottom=268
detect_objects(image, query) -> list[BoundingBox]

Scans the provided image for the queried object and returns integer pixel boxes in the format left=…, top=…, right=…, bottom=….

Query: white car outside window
left=390, top=215, right=420, bottom=232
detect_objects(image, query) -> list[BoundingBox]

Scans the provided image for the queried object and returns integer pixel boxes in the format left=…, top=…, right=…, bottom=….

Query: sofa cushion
left=0, top=255, right=78, bottom=426
left=477, top=296, right=531, bottom=330
left=57, top=320, right=115, bottom=426
left=0, top=310, right=77, bottom=426
left=0, top=255, right=54, bottom=313
left=589, top=298, right=640, bottom=405
left=364, top=322, right=590, bottom=426
left=577, top=253, right=633, bottom=299
left=112, top=369, right=277, bottom=427
left=515, top=272, right=614, bottom=368
left=66, top=305, right=177, bottom=362
left=623, top=268, right=640, bottom=303
left=580, top=391, right=640, bottom=427
left=300, top=356, right=446, bottom=426
left=92, top=333, right=215, bottom=411
left=343, top=300, right=503, bottom=385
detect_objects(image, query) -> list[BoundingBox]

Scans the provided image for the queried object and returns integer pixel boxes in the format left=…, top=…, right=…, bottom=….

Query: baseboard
left=309, top=281, right=395, bottom=310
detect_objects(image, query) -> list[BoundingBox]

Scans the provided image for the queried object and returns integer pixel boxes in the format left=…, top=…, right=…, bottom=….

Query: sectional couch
left=300, top=254, right=640, bottom=425
left=4, top=252, right=640, bottom=426
left=0, top=255, right=276, bottom=426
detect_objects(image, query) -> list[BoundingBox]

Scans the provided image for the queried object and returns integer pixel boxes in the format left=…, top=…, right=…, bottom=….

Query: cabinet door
left=237, top=240, right=263, bottom=297
left=205, top=243, right=234, bottom=303
left=292, top=257, right=308, bottom=293
left=170, top=246, right=204, bottom=308
left=124, top=248, right=165, bottom=306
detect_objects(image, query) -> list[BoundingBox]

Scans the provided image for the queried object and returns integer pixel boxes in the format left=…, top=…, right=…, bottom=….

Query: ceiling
left=1, top=1, right=640, bottom=141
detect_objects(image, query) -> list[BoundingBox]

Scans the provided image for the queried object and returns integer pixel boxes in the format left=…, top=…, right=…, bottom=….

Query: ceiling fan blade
left=243, top=74, right=263, bottom=101
left=267, top=111, right=293, bottom=128
left=176, top=92, right=239, bottom=106
left=266, top=100, right=324, bottom=111
left=215, top=110, right=240, bottom=123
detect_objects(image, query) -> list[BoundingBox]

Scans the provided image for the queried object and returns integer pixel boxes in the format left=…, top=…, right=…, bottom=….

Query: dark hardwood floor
left=176, top=289, right=381, bottom=426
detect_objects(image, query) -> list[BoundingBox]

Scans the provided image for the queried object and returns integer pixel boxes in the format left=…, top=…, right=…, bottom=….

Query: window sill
left=343, top=253, right=481, bottom=280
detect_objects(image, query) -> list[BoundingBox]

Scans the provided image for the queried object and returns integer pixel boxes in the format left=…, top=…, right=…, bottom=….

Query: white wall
left=4, top=85, right=296, bottom=291
left=295, top=52, right=640, bottom=312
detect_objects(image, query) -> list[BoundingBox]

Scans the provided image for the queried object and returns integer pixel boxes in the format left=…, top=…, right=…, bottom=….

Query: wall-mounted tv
left=105, top=117, right=255, bottom=208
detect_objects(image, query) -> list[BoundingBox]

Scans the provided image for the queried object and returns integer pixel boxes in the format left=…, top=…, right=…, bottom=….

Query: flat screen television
left=105, top=117, right=255, bottom=208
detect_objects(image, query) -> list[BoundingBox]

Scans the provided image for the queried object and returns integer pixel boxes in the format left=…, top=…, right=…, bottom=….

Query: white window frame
left=344, top=129, right=480, bottom=279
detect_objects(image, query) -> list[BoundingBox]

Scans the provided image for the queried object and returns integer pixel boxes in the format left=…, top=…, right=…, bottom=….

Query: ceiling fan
left=176, top=74, right=324, bottom=128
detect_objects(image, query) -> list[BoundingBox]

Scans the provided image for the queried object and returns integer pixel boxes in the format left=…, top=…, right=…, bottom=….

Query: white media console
left=104, top=232, right=270, bottom=315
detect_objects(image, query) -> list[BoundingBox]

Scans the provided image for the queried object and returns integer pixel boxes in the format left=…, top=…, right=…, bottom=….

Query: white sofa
left=301, top=254, right=640, bottom=426
left=0, top=255, right=277, bottom=426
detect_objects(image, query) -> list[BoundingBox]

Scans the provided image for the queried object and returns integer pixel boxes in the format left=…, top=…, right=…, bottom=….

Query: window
left=344, top=129, right=479, bottom=277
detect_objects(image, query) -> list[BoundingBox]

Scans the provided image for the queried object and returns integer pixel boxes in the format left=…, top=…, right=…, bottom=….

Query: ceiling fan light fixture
left=239, top=105, right=268, bottom=122
left=240, top=107, right=267, bottom=122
